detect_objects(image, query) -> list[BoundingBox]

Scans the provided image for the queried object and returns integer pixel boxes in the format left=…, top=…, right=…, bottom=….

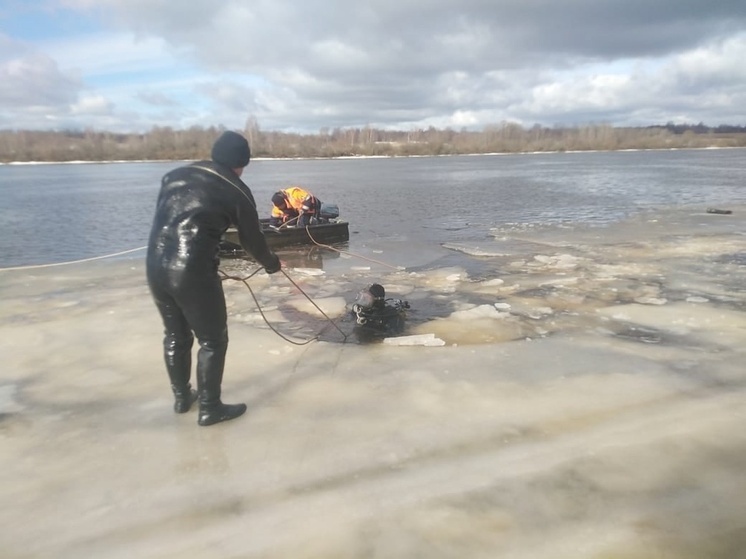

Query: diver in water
left=350, top=283, right=410, bottom=342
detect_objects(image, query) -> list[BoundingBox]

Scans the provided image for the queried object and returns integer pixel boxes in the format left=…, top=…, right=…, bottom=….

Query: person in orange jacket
left=270, top=186, right=321, bottom=227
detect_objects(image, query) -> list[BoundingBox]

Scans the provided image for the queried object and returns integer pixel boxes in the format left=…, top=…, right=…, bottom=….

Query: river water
left=1, top=149, right=745, bottom=558
left=1, top=148, right=745, bottom=268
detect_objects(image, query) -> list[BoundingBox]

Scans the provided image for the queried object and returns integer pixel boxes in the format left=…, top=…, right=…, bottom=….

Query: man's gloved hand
left=265, top=254, right=282, bottom=274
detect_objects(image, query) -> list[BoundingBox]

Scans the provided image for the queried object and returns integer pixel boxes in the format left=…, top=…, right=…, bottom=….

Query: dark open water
left=1, top=148, right=744, bottom=268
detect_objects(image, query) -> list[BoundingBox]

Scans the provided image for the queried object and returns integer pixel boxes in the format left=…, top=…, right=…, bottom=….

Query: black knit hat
left=368, top=283, right=385, bottom=300
left=211, top=131, right=251, bottom=168
left=271, top=191, right=288, bottom=209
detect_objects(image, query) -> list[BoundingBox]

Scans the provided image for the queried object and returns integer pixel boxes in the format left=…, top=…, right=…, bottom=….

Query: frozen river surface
left=1, top=204, right=745, bottom=558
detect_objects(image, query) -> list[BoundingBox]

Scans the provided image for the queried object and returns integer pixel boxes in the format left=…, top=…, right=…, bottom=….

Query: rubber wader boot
left=172, top=384, right=197, bottom=414
left=198, top=400, right=247, bottom=426
left=196, top=341, right=246, bottom=426
left=165, top=334, right=196, bottom=413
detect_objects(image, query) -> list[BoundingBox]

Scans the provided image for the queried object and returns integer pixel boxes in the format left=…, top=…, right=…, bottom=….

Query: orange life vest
left=271, top=186, right=313, bottom=219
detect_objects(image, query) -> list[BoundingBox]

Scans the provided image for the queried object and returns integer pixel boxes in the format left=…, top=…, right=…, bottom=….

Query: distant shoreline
left=1, top=145, right=743, bottom=166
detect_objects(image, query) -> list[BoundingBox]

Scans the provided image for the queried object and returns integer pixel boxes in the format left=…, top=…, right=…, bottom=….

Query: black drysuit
left=146, top=160, right=279, bottom=407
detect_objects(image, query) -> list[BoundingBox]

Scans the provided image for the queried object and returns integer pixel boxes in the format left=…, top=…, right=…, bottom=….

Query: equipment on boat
left=222, top=217, right=349, bottom=251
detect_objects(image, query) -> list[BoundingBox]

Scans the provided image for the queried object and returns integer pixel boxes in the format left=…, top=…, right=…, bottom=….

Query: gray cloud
left=4, top=1, right=746, bottom=132
left=0, top=52, right=82, bottom=108
left=112, top=1, right=746, bottom=68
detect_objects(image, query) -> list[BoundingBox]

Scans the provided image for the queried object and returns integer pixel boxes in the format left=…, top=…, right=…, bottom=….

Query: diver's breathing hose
left=279, top=268, right=350, bottom=340
left=220, top=224, right=405, bottom=345
left=218, top=267, right=348, bottom=345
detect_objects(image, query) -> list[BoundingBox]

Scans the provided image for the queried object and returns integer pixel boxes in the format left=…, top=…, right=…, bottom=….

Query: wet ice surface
left=1, top=206, right=745, bottom=558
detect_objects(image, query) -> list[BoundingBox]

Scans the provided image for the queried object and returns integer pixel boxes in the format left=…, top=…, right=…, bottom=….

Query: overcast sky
left=2, top=0, right=745, bottom=134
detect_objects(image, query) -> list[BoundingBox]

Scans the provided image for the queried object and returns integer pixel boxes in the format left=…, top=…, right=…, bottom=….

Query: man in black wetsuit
left=146, top=131, right=281, bottom=426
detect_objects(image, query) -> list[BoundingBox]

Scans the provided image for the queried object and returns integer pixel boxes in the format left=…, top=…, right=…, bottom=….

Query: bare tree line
left=1, top=120, right=745, bottom=163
